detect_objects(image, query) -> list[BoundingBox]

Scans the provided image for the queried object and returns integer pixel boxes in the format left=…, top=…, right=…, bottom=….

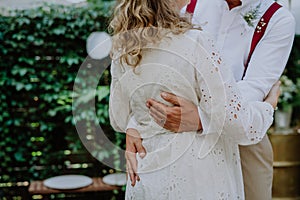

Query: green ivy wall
left=0, top=1, right=122, bottom=185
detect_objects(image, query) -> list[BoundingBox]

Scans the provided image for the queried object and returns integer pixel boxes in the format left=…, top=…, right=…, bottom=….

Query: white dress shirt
left=277, top=0, right=300, bottom=34
left=126, top=0, right=295, bottom=130
left=190, top=0, right=295, bottom=101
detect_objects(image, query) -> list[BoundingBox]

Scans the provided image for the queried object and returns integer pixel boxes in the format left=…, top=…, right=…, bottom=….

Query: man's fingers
left=126, top=159, right=136, bottom=186
left=136, top=142, right=147, bottom=159
left=126, top=151, right=138, bottom=173
left=147, top=99, right=170, bottom=128
left=126, top=129, right=146, bottom=158
left=149, top=107, right=167, bottom=128
left=161, top=92, right=181, bottom=106
left=147, top=99, right=167, bottom=114
left=126, top=150, right=139, bottom=186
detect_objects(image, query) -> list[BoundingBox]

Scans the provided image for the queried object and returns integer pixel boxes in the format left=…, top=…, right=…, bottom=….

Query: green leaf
left=16, top=82, right=24, bottom=91
left=53, top=26, right=67, bottom=35
left=96, top=86, right=110, bottom=101
left=14, top=151, right=26, bottom=162
left=25, top=84, right=33, bottom=91
left=19, top=68, right=28, bottom=76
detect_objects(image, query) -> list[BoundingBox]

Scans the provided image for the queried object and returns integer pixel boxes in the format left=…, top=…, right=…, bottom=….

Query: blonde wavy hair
left=109, top=0, right=200, bottom=67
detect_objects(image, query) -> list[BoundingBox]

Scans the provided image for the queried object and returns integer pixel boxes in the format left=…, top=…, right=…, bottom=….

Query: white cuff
left=262, top=101, right=275, bottom=116
left=126, top=116, right=139, bottom=131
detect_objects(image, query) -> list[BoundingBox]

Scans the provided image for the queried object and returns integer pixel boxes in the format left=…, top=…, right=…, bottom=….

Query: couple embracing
left=108, top=0, right=295, bottom=199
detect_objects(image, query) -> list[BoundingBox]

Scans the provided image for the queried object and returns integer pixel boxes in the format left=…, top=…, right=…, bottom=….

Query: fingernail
left=139, top=152, right=146, bottom=158
left=161, top=92, right=167, bottom=98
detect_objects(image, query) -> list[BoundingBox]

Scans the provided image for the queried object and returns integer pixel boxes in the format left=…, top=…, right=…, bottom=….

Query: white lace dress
left=109, top=30, right=274, bottom=200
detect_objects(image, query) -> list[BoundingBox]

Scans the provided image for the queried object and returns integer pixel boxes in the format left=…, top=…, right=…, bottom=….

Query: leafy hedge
left=0, top=1, right=125, bottom=183
left=285, top=35, right=300, bottom=125
left=286, top=35, right=300, bottom=81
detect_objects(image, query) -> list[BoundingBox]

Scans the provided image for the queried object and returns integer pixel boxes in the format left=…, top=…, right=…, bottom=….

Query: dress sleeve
left=109, top=60, right=131, bottom=133
left=194, top=34, right=274, bottom=146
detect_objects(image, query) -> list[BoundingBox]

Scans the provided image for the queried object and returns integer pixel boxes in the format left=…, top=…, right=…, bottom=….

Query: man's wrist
left=196, top=106, right=203, bottom=132
left=197, top=119, right=203, bottom=131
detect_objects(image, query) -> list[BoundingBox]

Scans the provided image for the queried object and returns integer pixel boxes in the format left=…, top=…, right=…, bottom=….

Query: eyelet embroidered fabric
left=109, top=30, right=274, bottom=200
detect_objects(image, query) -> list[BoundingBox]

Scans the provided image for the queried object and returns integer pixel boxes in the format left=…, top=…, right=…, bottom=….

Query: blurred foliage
left=285, top=35, right=300, bottom=82
left=0, top=0, right=126, bottom=184
left=278, top=75, right=299, bottom=111
left=284, top=35, right=300, bottom=125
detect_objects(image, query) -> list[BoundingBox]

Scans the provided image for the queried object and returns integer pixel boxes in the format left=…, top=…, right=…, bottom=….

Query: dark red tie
left=186, top=0, right=198, bottom=14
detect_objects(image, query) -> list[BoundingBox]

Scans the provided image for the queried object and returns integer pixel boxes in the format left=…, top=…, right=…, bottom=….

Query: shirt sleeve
left=237, top=10, right=295, bottom=101
left=194, top=34, right=274, bottom=146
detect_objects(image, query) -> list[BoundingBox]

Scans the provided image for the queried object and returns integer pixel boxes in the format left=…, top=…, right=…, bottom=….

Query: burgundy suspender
left=186, top=0, right=198, bottom=14
left=242, top=2, right=282, bottom=79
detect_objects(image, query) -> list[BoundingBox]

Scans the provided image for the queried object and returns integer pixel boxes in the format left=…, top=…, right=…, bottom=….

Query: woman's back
left=116, top=31, right=202, bottom=135
left=110, top=30, right=245, bottom=199
left=109, top=27, right=275, bottom=199
left=108, top=0, right=275, bottom=199
left=110, top=29, right=221, bottom=133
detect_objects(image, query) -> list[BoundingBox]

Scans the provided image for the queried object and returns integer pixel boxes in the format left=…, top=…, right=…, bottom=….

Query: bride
left=108, top=0, right=279, bottom=199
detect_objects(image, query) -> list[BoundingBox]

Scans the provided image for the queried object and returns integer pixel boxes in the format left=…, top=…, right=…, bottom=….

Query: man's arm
left=237, top=10, right=295, bottom=101
left=129, top=81, right=279, bottom=182
left=109, top=61, right=147, bottom=186
left=148, top=9, right=295, bottom=133
left=147, top=83, right=279, bottom=133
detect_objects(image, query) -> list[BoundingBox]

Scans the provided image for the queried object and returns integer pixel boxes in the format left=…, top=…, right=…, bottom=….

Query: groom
left=125, top=0, right=295, bottom=199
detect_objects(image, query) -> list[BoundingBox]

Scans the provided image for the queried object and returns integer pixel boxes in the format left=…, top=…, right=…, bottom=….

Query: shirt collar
left=240, top=0, right=260, bottom=8
left=222, top=0, right=263, bottom=12
left=220, top=0, right=268, bottom=33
